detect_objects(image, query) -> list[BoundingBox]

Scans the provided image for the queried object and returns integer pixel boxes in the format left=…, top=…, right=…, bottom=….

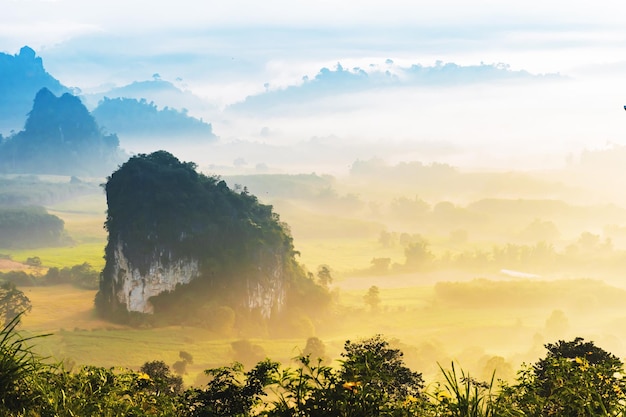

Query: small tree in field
left=0, top=282, right=32, bottom=325
left=364, top=285, right=381, bottom=312
left=303, top=336, right=327, bottom=363
left=139, top=360, right=183, bottom=396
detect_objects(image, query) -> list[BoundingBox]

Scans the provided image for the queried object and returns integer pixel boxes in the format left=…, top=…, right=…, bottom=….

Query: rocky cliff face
left=245, top=249, right=287, bottom=319
left=111, top=241, right=199, bottom=314
left=108, top=239, right=288, bottom=318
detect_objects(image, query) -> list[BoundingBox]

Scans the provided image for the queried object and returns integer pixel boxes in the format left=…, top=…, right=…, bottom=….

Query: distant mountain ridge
left=0, top=46, right=218, bottom=145
left=92, top=97, right=217, bottom=142
left=0, top=46, right=70, bottom=133
left=81, top=79, right=214, bottom=114
left=0, top=88, right=126, bottom=176
left=228, top=61, right=556, bottom=115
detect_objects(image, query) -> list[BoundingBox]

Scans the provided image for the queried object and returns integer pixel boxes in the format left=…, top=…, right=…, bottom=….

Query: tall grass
left=433, top=362, right=499, bottom=417
left=0, top=312, right=50, bottom=413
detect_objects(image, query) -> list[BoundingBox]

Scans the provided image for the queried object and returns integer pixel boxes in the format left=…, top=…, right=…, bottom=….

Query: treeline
left=0, top=175, right=100, bottom=207
left=0, top=206, right=66, bottom=248
left=433, top=278, right=626, bottom=309
left=0, top=262, right=99, bottom=289
left=2, top=325, right=625, bottom=417
left=92, top=97, right=216, bottom=140
left=366, top=231, right=622, bottom=276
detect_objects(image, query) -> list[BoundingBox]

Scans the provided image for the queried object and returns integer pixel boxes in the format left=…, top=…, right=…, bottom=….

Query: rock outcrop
left=96, top=151, right=301, bottom=324
left=110, top=242, right=199, bottom=314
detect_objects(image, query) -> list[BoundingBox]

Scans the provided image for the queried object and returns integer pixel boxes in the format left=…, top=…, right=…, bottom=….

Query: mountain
left=95, top=151, right=329, bottom=329
left=81, top=79, right=215, bottom=114
left=227, top=61, right=551, bottom=115
left=92, top=97, right=217, bottom=142
left=0, top=88, right=126, bottom=176
left=0, top=46, right=70, bottom=134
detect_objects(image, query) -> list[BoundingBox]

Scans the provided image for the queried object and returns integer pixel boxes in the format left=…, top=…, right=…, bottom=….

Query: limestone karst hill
left=95, top=151, right=329, bottom=332
left=0, top=88, right=126, bottom=176
left=0, top=46, right=69, bottom=133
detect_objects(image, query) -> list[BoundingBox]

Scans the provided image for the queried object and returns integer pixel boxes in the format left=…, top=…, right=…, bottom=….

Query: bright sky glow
left=3, top=0, right=626, bottom=171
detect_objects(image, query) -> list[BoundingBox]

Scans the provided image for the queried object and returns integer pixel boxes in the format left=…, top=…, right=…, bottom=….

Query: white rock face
left=110, top=241, right=287, bottom=318
left=112, top=242, right=199, bottom=314
left=246, top=249, right=288, bottom=319
left=246, top=263, right=286, bottom=319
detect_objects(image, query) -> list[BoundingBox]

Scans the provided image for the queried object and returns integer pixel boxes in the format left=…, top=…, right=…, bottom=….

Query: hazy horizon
left=3, top=1, right=626, bottom=173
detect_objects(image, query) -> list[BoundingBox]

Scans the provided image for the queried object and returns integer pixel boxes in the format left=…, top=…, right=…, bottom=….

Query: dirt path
left=0, top=258, right=29, bottom=271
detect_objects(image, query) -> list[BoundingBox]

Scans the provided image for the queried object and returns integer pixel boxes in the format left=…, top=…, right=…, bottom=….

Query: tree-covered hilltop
left=0, top=206, right=66, bottom=248
left=0, top=88, right=126, bottom=176
left=92, top=97, right=216, bottom=141
left=96, top=151, right=329, bottom=328
left=0, top=46, right=70, bottom=133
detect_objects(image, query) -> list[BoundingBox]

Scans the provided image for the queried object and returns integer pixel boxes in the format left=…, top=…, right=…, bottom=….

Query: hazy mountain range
left=1, top=44, right=625, bottom=186
left=0, top=47, right=217, bottom=175
left=0, top=46, right=70, bottom=134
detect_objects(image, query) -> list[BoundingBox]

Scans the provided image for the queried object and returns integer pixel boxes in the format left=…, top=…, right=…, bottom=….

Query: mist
left=4, top=0, right=626, bottom=407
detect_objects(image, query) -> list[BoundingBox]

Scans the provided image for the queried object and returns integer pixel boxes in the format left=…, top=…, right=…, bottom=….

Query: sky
left=3, top=0, right=626, bottom=172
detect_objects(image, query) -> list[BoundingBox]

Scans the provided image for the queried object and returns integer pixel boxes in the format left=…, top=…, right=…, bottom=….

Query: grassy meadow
left=5, top=163, right=626, bottom=387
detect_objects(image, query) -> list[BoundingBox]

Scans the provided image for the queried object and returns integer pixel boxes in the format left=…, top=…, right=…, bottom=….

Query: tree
left=316, top=264, right=332, bottom=288
left=25, top=256, right=41, bottom=267
left=404, top=237, right=434, bottom=270
left=266, top=335, right=426, bottom=417
left=339, top=335, right=425, bottom=416
left=364, top=285, right=381, bottom=311
left=303, top=336, right=327, bottom=363
left=0, top=282, right=32, bottom=325
left=186, top=360, right=278, bottom=417
left=501, top=337, right=625, bottom=416
left=179, top=350, right=193, bottom=364
left=139, top=360, right=183, bottom=396
left=369, top=257, right=391, bottom=274
left=173, top=351, right=194, bottom=376
left=231, top=340, right=266, bottom=369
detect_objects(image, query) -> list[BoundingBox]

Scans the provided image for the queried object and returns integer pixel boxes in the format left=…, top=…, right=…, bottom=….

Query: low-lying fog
left=112, top=69, right=626, bottom=177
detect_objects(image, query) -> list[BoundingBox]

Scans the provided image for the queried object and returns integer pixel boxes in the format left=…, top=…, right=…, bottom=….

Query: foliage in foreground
left=2, top=317, right=626, bottom=416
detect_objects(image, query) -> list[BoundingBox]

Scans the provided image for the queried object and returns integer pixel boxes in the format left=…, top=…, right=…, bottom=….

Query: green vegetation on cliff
left=96, top=151, right=328, bottom=327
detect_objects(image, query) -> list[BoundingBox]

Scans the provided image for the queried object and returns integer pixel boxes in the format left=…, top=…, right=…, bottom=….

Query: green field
left=8, top=180, right=626, bottom=387
left=19, top=273, right=626, bottom=386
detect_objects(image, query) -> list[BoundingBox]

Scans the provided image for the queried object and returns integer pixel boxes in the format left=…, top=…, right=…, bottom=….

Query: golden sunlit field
left=6, top=164, right=626, bottom=387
